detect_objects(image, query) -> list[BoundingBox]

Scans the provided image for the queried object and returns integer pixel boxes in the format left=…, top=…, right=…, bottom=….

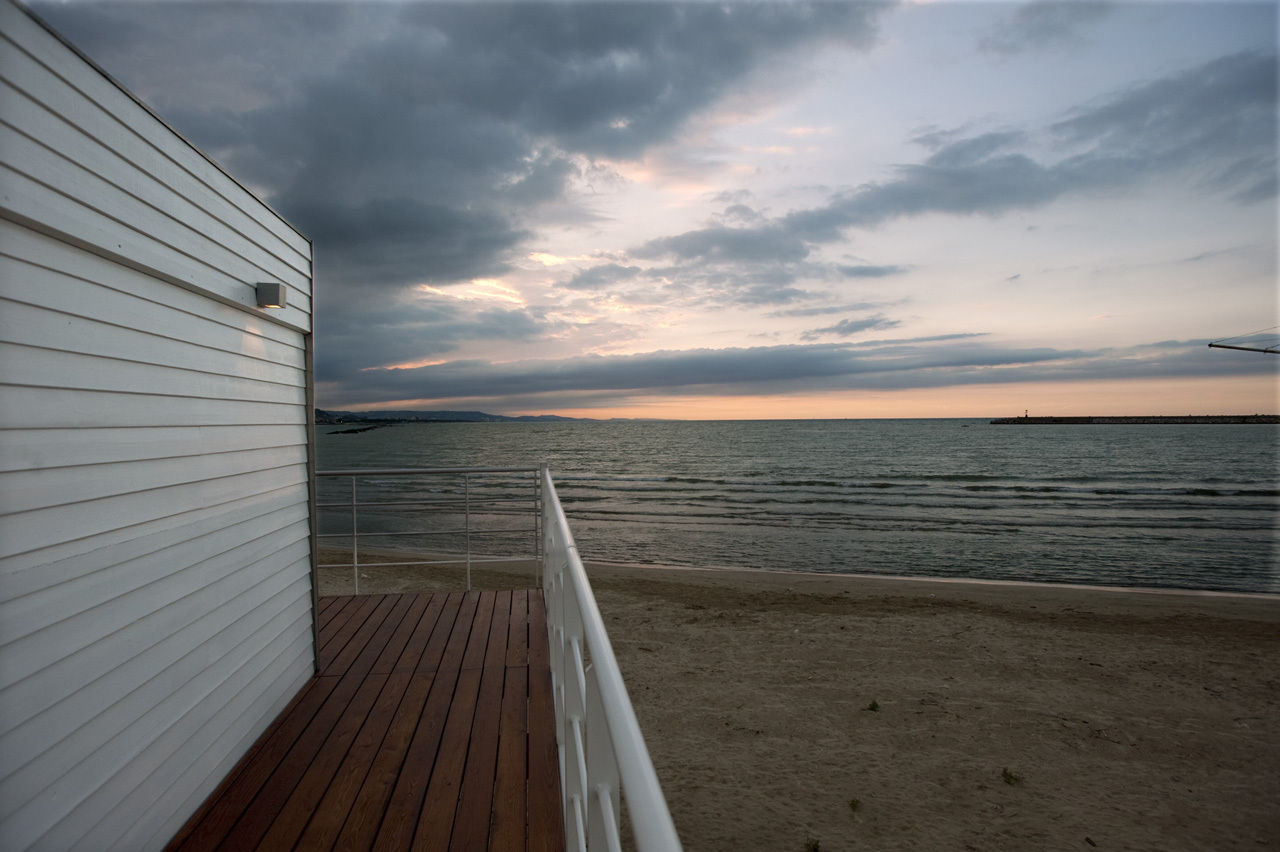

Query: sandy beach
left=318, top=554, right=1280, bottom=851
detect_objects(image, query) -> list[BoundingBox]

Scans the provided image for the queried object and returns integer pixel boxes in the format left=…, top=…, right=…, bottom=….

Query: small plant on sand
left=848, top=798, right=861, bottom=813
left=865, top=699, right=880, bottom=712
left=804, top=838, right=821, bottom=852
left=1002, top=767, right=1023, bottom=786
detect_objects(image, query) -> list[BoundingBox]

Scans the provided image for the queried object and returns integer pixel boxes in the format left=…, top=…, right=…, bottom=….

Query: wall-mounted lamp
left=255, top=282, right=287, bottom=309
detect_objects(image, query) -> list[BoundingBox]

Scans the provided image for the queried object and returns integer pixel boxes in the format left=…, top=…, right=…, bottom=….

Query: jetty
left=990, top=415, right=1279, bottom=425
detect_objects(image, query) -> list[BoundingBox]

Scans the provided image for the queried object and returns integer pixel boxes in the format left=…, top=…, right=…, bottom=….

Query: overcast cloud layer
left=36, top=1, right=1278, bottom=414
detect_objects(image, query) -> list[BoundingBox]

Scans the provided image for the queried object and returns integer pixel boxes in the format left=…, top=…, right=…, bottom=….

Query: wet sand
left=317, top=553, right=1280, bottom=851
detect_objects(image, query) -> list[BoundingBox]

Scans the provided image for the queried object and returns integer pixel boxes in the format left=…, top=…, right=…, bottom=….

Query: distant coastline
left=990, top=414, right=1279, bottom=425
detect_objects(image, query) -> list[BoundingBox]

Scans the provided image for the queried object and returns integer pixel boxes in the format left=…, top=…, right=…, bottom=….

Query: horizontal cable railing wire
left=315, top=467, right=543, bottom=592
left=542, top=465, right=682, bottom=852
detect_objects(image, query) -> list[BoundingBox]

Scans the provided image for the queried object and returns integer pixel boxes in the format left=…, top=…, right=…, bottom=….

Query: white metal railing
left=541, top=465, right=682, bottom=852
left=316, top=467, right=542, bottom=592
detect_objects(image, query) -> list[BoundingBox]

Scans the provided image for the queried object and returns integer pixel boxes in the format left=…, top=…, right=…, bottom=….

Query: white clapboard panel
left=120, top=628, right=314, bottom=852
left=0, top=534, right=309, bottom=745
left=0, top=219, right=306, bottom=350
left=96, top=614, right=313, bottom=852
left=0, top=3, right=311, bottom=267
left=0, top=6, right=316, bottom=850
left=0, top=386, right=306, bottom=429
left=0, top=294, right=304, bottom=379
left=0, top=424, right=305, bottom=472
left=0, top=481, right=306, bottom=598
left=0, top=501, right=309, bottom=650
left=0, top=462, right=309, bottom=559
left=0, top=342, right=306, bottom=404
left=0, top=123, right=311, bottom=318
left=3, top=578, right=312, bottom=848
left=0, top=73, right=310, bottom=288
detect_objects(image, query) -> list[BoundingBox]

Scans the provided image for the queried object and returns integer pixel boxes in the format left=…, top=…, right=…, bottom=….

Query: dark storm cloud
left=31, top=0, right=892, bottom=394
left=323, top=335, right=1276, bottom=409
left=979, top=2, right=1113, bottom=56
left=328, top=338, right=1075, bottom=405
left=35, top=0, right=887, bottom=291
left=315, top=297, right=547, bottom=379
left=393, top=2, right=886, bottom=160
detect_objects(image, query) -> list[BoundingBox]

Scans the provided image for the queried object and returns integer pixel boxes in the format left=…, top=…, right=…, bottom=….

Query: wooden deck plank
left=324, top=594, right=400, bottom=678
left=370, top=592, right=436, bottom=674
left=526, top=590, right=565, bottom=851
left=318, top=594, right=385, bottom=671
left=211, top=666, right=376, bottom=850
left=410, top=592, right=497, bottom=849
left=164, top=676, right=334, bottom=851
left=332, top=596, right=463, bottom=852
left=448, top=592, right=513, bottom=851
left=397, top=592, right=463, bottom=676
left=490, top=590, right=531, bottom=849
left=489, top=665, right=529, bottom=850
left=507, top=588, right=530, bottom=668
left=254, top=671, right=390, bottom=849
left=372, top=592, right=482, bottom=851
left=167, top=590, right=563, bottom=852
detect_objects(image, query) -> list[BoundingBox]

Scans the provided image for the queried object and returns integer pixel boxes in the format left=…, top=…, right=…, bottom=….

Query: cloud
left=979, top=2, right=1113, bottom=56
left=609, top=49, right=1276, bottom=273
left=37, top=1, right=886, bottom=286
left=564, top=263, right=643, bottom=291
left=801, top=315, right=902, bottom=340
left=837, top=264, right=910, bottom=278
left=32, top=0, right=893, bottom=395
left=315, top=294, right=547, bottom=379
left=769, top=301, right=898, bottom=318
left=322, top=334, right=1275, bottom=409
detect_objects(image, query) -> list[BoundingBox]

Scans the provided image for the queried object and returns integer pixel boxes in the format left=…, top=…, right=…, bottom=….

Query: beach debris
left=1085, top=838, right=1097, bottom=847
left=1001, top=767, right=1023, bottom=786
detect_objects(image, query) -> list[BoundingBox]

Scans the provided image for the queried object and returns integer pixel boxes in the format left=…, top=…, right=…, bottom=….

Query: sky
left=33, top=0, right=1280, bottom=419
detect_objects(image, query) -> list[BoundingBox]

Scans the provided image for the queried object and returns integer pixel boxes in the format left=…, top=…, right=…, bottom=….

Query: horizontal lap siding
left=0, top=4, right=316, bottom=850
left=0, top=2, right=312, bottom=329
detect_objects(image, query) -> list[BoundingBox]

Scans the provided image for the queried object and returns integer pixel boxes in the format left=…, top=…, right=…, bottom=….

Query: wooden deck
left=165, top=590, right=564, bottom=852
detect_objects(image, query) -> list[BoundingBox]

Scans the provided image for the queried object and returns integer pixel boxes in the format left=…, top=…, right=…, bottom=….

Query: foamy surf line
left=581, top=558, right=1280, bottom=600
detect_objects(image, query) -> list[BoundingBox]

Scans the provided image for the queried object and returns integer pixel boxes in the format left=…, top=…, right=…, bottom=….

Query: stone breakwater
left=990, top=415, right=1279, bottom=424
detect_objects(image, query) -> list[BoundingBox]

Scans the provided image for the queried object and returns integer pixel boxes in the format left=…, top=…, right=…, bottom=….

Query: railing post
left=350, top=476, right=359, bottom=596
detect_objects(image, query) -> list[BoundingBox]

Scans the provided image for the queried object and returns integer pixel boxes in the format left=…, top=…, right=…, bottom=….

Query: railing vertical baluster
left=351, top=476, right=359, bottom=596
left=586, top=663, right=620, bottom=851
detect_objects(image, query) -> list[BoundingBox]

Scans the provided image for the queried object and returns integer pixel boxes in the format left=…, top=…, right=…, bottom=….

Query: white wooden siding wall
left=0, top=3, right=316, bottom=850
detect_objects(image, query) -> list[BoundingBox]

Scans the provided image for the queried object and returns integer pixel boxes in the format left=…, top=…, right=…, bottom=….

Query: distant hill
left=315, top=408, right=586, bottom=424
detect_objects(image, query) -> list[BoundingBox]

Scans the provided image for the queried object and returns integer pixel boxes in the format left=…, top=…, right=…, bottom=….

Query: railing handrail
left=542, top=466, right=682, bottom=852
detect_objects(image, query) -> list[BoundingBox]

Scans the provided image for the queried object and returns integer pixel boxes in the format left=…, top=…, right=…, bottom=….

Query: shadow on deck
left=165, top=590, right=564, bottom=851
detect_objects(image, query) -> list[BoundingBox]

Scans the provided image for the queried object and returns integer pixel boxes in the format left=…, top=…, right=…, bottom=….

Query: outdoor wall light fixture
left=255, top=282, right=287, bottom=309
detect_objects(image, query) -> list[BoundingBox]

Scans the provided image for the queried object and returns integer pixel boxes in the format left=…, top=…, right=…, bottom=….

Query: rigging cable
left=1207, top=324, right=1280, bottom=355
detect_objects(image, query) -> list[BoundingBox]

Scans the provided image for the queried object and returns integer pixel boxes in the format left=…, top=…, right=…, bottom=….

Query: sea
left=317, top=419, right=1280, bottom=594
